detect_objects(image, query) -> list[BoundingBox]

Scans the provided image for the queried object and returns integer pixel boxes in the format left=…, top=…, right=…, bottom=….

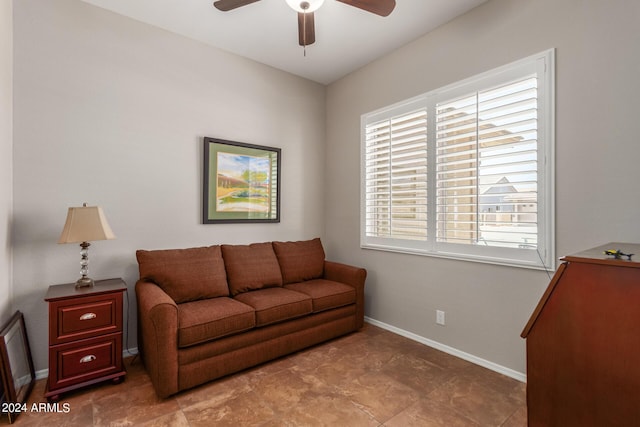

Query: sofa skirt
left=178, top=308, right=357, bottom=392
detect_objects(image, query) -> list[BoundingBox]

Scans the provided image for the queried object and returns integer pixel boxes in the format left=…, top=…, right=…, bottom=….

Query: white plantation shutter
left=361, top=49, right=554, bottom=269
left=436, top=76, right=539, bottom=249
left=436, top=93, right=479, bottom=245
left=365, top=108, right=428, bottom=240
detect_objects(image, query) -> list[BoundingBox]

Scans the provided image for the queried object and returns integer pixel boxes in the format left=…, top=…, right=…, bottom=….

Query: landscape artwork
left=216, top=152, right=271, bottom=213
left=203, top=138, right=280, bottom=223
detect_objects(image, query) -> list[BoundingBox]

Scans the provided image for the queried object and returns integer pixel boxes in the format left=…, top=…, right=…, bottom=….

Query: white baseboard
left=34, top=347, right=139, bottom=381
left=364, top=317, right=527, bottom=383
left=35, top=368, right=48, bottom=381
left=124, top=347, right=139, bottom=357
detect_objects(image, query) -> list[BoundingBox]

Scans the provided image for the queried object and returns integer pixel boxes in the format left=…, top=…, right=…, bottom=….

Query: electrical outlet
left=436, top=310, right=445, bottom=326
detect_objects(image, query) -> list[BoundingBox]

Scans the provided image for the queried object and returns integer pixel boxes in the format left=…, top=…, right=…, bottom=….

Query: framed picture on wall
left=203, top=137, right=281, bottom=224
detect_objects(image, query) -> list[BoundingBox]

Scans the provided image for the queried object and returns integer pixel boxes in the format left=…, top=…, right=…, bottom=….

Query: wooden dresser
left=522, top=243, right=640, bottom=426
left=44, top=278, right=127, bottom=401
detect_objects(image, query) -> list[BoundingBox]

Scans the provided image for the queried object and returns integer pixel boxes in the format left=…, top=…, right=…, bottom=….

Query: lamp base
left=75, top=277, right=95, bottom=289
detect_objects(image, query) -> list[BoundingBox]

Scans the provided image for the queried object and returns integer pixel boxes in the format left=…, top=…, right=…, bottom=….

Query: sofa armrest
left=135, top=280, right=179, bottom=398
left=323, top=261, right=367, bottom=329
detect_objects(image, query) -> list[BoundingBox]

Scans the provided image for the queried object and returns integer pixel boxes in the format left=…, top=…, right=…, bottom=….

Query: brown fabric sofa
left=135, top=238, right=366, bottom=398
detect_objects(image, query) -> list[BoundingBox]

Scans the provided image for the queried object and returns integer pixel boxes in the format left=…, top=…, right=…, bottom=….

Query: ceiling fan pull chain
left=302, top=4, right=308, bottom=56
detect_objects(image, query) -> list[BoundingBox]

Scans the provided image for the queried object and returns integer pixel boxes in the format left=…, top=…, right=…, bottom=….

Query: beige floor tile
left=338, top=370, right=421, bottom=423
left=278, top=393, right=380, bottom=427
left=138, top=410, right=190, bottom=427
left=427, top=375, right=524, bottom=426
left=385, top=398, right=480, bottom=427
left=181, top=389, right=277, bottom=427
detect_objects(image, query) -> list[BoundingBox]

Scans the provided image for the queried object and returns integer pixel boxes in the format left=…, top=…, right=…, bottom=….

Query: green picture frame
left=203, top=137, right=281, bottom=224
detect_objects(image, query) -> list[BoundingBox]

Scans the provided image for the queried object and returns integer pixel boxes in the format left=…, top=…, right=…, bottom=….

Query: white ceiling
left=80, top=0, right=487, bottom=85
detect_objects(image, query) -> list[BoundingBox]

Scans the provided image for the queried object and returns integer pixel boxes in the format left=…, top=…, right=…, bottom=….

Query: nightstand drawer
left=50, top=293, right=123, bottom=345
left=45, top=279, right=127, bottom=400
left=49, top=333, right=123, bottom=391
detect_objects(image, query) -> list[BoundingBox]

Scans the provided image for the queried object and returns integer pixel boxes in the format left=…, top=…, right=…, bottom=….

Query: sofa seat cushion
left=137, top=246, right=229, bottom=304
left=273, top=238, right=325, bottom=285
left=284, top=279, right=356, bottom=313
left=177, top=297, right=255, bottom=348
left=222, top=243, right=283, bottom=296
left=234, top=288, right=312, bottom=327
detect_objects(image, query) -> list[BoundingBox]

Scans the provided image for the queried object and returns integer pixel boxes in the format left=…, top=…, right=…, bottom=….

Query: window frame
left=360, top=49, right=555, bottom=270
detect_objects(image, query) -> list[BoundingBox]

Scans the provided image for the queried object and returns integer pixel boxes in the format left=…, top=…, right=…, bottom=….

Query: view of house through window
left=436, top=76, right=539, bottom=249
left=361, top=50, right=554, bottom=269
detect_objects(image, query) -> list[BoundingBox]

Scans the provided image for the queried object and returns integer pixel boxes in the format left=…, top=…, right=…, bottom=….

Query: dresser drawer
left=49, top=293, right=123, bottom=345
left=49, top=333, right=123, bottom=391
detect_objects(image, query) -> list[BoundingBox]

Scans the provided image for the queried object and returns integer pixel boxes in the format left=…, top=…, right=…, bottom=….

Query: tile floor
left=4, top=324, right=527, bottom=426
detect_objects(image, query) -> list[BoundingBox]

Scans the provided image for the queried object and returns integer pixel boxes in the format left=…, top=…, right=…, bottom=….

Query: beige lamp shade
left=58, top=205, right=116, bottom=244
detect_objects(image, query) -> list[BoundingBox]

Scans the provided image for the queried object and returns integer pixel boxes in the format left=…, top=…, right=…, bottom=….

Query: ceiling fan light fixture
left=214, top=0, right=396, bottom=55
left=285, top=0, right=324, bottom=13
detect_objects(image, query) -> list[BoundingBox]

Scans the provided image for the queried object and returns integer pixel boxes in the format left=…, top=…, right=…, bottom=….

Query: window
left=361, top=49, right=554, bottom=269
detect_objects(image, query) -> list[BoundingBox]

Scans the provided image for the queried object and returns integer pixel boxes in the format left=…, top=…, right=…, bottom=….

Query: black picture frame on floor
left=203, top=137, right=281, bottom=224
left=0, top=311, right=35, bottom=424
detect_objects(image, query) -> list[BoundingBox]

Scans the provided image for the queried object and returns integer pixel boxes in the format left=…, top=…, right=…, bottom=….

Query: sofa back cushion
left=136, top=246, right=229, bottom=303
left=222, top=242, right=283, bottom=296
left=273, top=238, right=325, bottom=284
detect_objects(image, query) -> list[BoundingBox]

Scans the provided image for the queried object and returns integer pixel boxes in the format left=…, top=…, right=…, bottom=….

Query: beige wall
left=0, top=0, right=13, bottom=324
left=325, top=0, right=640, bottom=375
left=13, top=0, right=326, bottom=371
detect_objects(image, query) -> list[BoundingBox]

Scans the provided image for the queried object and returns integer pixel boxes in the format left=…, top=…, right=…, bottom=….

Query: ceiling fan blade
left=213, top=0, right=261, bottom=12
left=297, top=12, right=316, bottom=46
left=336, top=0, right=396, bottom=17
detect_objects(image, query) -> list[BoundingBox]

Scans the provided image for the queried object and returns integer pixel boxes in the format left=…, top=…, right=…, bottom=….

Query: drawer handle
left=79, top=355, right=96, bottom=363
left=79, top=313, right=97, bottom=321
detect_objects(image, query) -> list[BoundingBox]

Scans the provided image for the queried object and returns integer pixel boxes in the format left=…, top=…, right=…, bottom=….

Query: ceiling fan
left=213, top=0, right=396, bottom=53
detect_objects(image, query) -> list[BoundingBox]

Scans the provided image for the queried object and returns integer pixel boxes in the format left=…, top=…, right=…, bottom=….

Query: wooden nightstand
left=44, top=278, right=127, bottom=401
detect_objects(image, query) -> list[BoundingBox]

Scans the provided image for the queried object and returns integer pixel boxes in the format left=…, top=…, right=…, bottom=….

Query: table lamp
left=58, top=203, right=116, bottom=288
